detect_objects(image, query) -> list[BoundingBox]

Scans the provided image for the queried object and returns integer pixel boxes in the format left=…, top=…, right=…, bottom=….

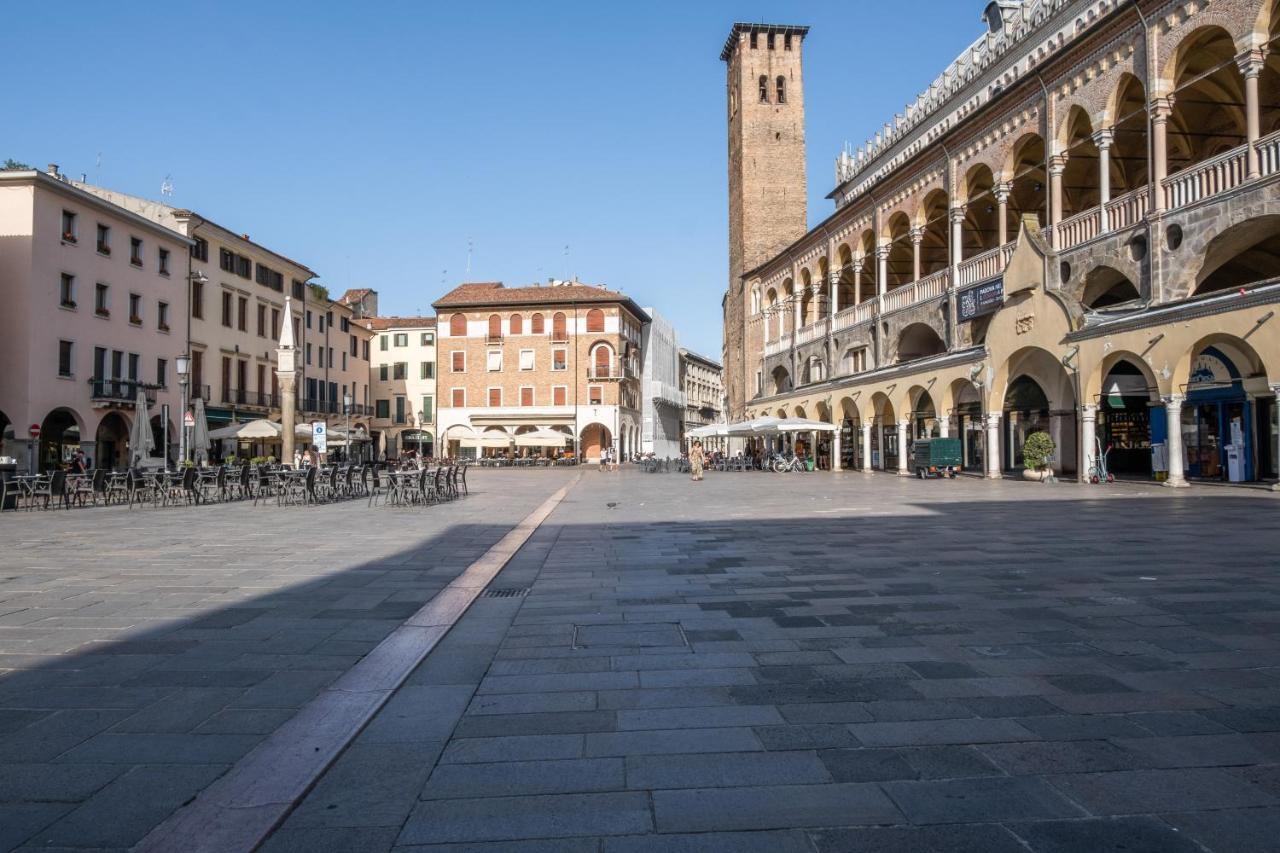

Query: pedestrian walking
left=690, top=439, right=705, bottom=482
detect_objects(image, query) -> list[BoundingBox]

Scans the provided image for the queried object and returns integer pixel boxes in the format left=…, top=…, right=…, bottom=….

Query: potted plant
left=223, top=454, right=237, bottom=466
left=1021, top=431, right=1057, bottom=482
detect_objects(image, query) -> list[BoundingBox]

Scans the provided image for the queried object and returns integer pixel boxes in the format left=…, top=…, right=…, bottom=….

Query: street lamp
left=176, top=352, right=191, bottom=464
left=343, top=390, right=352, bottom=463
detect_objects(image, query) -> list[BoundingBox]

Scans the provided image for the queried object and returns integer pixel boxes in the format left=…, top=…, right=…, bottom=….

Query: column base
left=1163, top=478, right=1191, bottom=489
left=1272, top=481, right=1280, bottom=492
left=985, top=472, right=1003, bottom=480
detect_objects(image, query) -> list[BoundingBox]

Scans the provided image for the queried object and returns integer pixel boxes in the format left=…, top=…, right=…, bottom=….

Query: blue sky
left=7, top=1, right=982, bottom=357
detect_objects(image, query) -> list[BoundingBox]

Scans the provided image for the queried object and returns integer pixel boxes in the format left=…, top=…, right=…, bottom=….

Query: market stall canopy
left=686, top=424, right=729, bottom=438
left=725, top=416, right=781, bottom=436
left=773, top=417, right=839, bottom=433
left=206, top=419, right=314, bottom=440
left=461, top=433, right=516, bottom=449
left=514, top=428, right=568, bottom=448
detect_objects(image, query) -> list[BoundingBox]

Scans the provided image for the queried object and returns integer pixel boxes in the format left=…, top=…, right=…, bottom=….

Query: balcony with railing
left=88, top=378, right=158, bottom=406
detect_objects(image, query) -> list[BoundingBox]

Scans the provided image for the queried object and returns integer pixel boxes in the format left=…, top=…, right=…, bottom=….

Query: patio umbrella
left=773, top=417, right=839, bottom=433
left=726, top=416, right=781, bottom=436
left=190, top=397, right=211, bottom=464
left=129, top=387, right=155, bottom=467
left=208, top=419, right=283, bottom=440
left=515, top=428, right=568, bottom=448
left=686, top=424, right=729, bottom=439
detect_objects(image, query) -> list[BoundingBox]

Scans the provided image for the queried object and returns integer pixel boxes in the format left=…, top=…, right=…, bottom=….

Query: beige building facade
left=434, top=281, right=647, bottom=461
left=0, top=168, right=192, bottom=470
left=680, top=349, right=725, bottom=444
left=725, top=2, right=1280, bottom=485
left=363, top=315, right=437, bottom=459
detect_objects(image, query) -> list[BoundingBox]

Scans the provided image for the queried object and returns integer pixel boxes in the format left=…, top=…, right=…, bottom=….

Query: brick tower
left=721, top=23, right=809, bottom=420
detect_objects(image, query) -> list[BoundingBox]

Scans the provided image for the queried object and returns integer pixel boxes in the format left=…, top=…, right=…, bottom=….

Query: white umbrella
left=726, top=416, right=781, bottom=436
left=515, top=428, right=568, bottom=448
left=774, top=417, right=839, bottom=433
left=687, top=424, right=729, bottom=439
left=208, top=419, right=283, bottom=440
left=129, top=387, right=154, bottom=467
left=191, top=397, right=211, bottom=464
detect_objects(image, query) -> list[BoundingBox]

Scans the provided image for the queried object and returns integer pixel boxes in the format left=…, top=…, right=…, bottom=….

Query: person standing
left=690, top=440, right=705, bottom=482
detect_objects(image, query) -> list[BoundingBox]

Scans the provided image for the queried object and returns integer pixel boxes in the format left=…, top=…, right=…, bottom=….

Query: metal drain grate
left=482, top=587, right=531, bottom=598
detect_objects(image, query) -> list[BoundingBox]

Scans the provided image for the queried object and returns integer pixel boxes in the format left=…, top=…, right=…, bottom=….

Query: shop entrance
left=840, top=418, right=861, bottom=470
left=1183, top=347, right=1254, bottom=482
left=1002, top=376, right=1051, bottom=471
left=1099, top=360, right=1153, bottom=478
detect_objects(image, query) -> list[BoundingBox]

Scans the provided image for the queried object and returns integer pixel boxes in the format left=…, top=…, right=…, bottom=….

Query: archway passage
left=96, top=412, right=131, bottom=471
left=911, top=390, right=938, bottom=440
left=897, top=323, right=946, bottom=363
left=1182, top=339, right=1271, bottom=481
left=39, top=409, right=80, bottom=472
left=1194, top=215, right=1280, bottom=295
left=1003, top=375, right=1052, bottom=472
left=1109, top=73, right=1149, bottom=197
left=918, top=190, right=950, bottom=277
left=579, top=423, right=612, bottom=462
left=1007, top=134, right=1047, bottom=231
left=1168, top=27, right=1247, bottom=177
left=1099, top=359, right=1158, bottom=477
left=1060, top=107, right=1100, bottom=220
left=950, top=379, right=985, bottom=473
left=771, top=365, right=793, bottom=395
left=1082, top=266, right=1141, bottom=308
left=872, top=395, right=898, bottom=471
left=964, top=164, right=1000, bottom=256
left=884, top=212, right=913, bottom=291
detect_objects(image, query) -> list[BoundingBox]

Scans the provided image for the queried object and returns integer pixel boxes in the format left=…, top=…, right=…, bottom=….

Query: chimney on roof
left=46, top=163, right=59, bottom=178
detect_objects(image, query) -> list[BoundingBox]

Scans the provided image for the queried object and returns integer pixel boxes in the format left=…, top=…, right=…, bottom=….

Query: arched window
left=593, top=344, right=613, bottom=378
left=449, top=313, right=467, bottom=337
left=509, top=313, right=523, bottom=334
left=758, top=75, right=769, bottom=103
left=552, top=311, right=567, bottom=340
left=531, top=313, right=545, bottom=334
left=487, top=314, right=502, bottom=339
left=776, top=76, right=786, bottom=104
left=586, top=308, right=605, bottom=333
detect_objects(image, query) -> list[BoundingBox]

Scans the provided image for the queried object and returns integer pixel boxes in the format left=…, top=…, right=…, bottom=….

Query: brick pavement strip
left=6, top=469, right=1280, bottom=851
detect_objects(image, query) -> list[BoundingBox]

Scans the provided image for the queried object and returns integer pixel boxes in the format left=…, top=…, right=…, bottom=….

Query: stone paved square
left=1, top=469, right=1279, bottom=851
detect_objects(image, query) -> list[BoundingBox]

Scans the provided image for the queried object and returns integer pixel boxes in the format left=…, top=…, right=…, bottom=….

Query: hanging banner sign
left=958, top=278, right=1004, bottom=323
left=312, top=422, right=328, bottom=453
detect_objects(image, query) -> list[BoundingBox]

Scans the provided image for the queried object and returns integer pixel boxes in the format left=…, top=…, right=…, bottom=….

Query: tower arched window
left=586, top=308, right=605, bottom=333
left=776, top=76, right=786, bottom=104
left=593, top=344, right=613, bottom=378
left=758, top=76, right=769, bottom=103
left=487, top=314, right=502, bottom=339
left=531, top=313, right=545, bottom=334
left=449, top=313, right=467, bottom=337
left=552, top=312, right=567, bottom=341
left=509, top=313, right=523, bottom=334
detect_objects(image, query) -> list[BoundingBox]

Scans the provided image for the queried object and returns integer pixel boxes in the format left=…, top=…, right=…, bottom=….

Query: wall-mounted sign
left=312, top=422, right=327, bottom=453
left=958, top=279, right=1003, bottom=323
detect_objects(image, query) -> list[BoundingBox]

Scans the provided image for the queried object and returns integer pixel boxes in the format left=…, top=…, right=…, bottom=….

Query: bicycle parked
left=771, top=453, right=809, bottom=473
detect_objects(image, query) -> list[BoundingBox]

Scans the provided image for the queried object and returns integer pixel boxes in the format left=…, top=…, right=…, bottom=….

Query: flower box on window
left=96, top=308, right=110, bottom=318
left=62, top=232, right=77, bottom=243
left=129, top=315, right=142, bottom=325
left=61, top=299, right=76, bottom=309
left=158, top=322, right=170, bottom=332
left=97, top=244, right=110, bottom=256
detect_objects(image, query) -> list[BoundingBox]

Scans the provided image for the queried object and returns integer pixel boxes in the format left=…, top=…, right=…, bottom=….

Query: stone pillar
left=1238, top=50, right=1265, bottom=180
left=1081, top=404, right=1098, bottom=482
left=1272, top=384, right=1280, bottom=491
left=994, top=183, right=1012, bottom=254
left=985, top=413, right=1002, bottom=479
left=1048, top=153, right=1069, bottom=247
left=280, top=371, right=297, bottom=465
left=1151, top=97, right=1173, bottom=213
left=1163, top=394, right=1189, bottom=488
left=793, top=292, right=802, bottom=335
left=861, top=422, right=873, bottom=473
left=950, top=205, right=965, bottom=268
left=828, top=269, right=841, bottom=317
left=938, top=413, right=950, bottom=438
left=897, top=419, right=909, bottom=476
left=831, top=426, right=842, bottom=472
left=852, top=260, right=864, bottom=306
left=876, top=245, right=889, bottom=298
left=1094, top=129, right=1114, bottom=233
left=910, top=227, right=924, bottom=282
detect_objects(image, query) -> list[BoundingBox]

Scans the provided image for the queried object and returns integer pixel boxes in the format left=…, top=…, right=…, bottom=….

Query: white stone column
left=876, top=245, right=889, bottom=298
left=938, top=413, right=950, bottom=438
left=994, top=182, right=1011, bottom=255
left=950, top=206, right=965, bottom=268
left=1152, top=97, right=1173, bottom=213
left=1163, top=394, right=1189, bottom=488
left=1272, top=384, right=1280, bottom=491
left=897, top=418, right=909, bottom=476
left=852, top=260, right=864, bottom=306
left=1094, top=129, right=1113, bottom=233
left=910, top=227, right=924, bottom=282
left=1081, top=404, right=1098, bottom=482
left=1239, top=50, right=1265, bottom=180
left=861, top=422, right=873, bottom=473
left=985, top=413, right=1002, bottom=479
left=1048, top=153, right=1068, bottom=247
left=831, top=426, right=842, bottom=472
left=828, top=269, right=841, bottom=317
left=793, top=292, right=802, bottom=335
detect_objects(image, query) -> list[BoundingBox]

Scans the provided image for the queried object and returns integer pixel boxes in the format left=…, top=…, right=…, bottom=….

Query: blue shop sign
left=958, top=278, right=1003, bottom=322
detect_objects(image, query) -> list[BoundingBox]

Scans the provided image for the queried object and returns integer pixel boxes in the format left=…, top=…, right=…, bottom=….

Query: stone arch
left=1004, top=132, right=1047, bottom=231
left=1083, top=350, right=1165, bottom=405
left=1059, top=105, right=1101, bottom=219
left=1080, top=264, right=1142, bottom=309
left=1166, top=26, right=1248, bottom=176
left=38, top=407, right=84, bottom=472
left=770, top=365, right=793, bottom=395
left=802, top=355, right=826, bottom=385
left=793, top=405, right=807, bottom=419
left=917, top=189, right=951, bottom=277
left=1192, top=214, right=1280, bottom=296
left=782, top=277, right=796, bottom=334
left=800, top=267, right=815, bottom=325
left=1105, top=73, right=1150, bottom=196
left=1171, top=332, right=1272, bottom=396
left=95, top=411, right=132, bottom=471
left=963, top=162, right=1001, bottom=255
left=897, top=322, right=947, bottom=363
left=578, top=422, right=612, bottom=461
left=883, top=211, right=913, bottom=290
left=869, top=391, right=895, bottom=424
left=834, top=242, right=856, bottom=310
left=991, top=345, right=1079, bottom=475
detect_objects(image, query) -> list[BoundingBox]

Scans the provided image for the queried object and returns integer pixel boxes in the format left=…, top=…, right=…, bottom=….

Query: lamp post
left=176, top=353, right=190, bottom=464
left=343, top=390, right=352, bottom=463
left=418, top=409, right=426, bottom=459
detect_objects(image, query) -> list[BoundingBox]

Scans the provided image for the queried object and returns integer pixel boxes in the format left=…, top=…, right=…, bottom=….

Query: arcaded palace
left=721, top=0, right=1280, bottom=485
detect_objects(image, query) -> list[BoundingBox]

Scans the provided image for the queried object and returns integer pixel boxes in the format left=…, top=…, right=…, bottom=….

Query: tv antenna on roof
left=160, top=174, right=174, bottom=197
left=465, top=238, right=473, bottom=276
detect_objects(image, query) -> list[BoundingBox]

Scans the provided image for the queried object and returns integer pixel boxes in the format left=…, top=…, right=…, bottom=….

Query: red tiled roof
left=362, top=316, right=437, bottom=331
left=433, top=281, right=642, bottom=312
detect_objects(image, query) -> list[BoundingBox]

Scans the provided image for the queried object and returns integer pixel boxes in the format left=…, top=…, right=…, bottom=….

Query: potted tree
left=1021, top=431, right=1057, bottom=482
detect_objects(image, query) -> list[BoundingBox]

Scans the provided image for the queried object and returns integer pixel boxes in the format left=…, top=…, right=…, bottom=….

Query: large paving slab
left=264, top=469, right=1280, bottom=853
left=0, top=470, right=574, bottom=851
